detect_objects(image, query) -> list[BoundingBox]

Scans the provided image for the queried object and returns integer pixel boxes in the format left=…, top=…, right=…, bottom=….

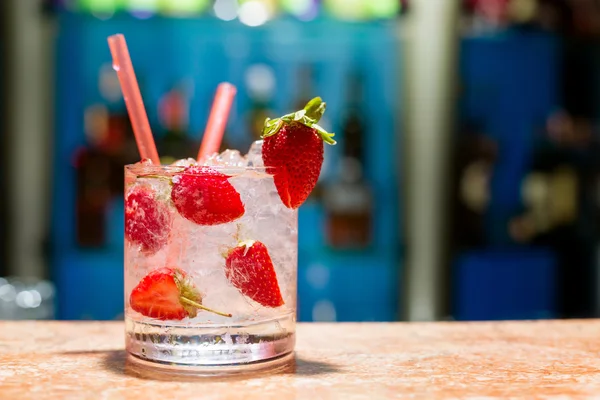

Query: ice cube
left=221, top=149, right=245, bottom=166
left=201, top=152, right=218, bottom=166
left=245, top=140, right=264, bottom=168
left=171, top=158, right=197, bottom=167
left=204, top=150, right=245, bottom=167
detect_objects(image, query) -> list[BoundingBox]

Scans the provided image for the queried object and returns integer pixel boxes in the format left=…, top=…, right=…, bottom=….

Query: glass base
left=125, top=313, right=295, bottom=375
left=126, top=352, right=295, bottom=379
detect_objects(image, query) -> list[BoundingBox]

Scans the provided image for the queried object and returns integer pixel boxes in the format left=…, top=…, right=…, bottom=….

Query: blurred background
left=2, top=0, right=600, bottom=323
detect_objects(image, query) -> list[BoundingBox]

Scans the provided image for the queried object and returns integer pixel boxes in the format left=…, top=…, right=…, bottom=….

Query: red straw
left=108, top=34, right=160, bottom=165
left=197, top=83, right=237, bottom=162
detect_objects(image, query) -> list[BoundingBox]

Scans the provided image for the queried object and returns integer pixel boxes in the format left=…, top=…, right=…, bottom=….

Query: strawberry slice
left=261, top=97, right=336, bottom=209
left=224, top=240, right=284, bottom=308
left=130, top=267, right=231, bottom=320
left=171, top=166, right=245, bottom=225
left=125, top=186, right=172, bottom=254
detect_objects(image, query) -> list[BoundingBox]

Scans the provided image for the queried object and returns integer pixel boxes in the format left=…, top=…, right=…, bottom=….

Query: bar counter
left=1, top=320, right=599, bottom=399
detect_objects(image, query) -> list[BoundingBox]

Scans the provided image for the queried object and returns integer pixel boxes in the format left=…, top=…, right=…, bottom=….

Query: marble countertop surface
left=1, top=320, right=600, bottom=399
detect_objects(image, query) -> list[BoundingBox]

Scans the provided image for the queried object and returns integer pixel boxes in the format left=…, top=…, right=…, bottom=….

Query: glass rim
left=124, top=163, right=275, bottom=176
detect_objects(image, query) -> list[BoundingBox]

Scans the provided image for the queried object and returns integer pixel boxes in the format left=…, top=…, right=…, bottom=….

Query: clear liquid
left=126, top=312, right=295, bottom=369
left=124, top=161, right=298, bottom=373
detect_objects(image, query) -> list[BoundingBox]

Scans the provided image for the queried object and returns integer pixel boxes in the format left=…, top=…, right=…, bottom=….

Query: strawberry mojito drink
left=124, top=98, right=335, bottom=372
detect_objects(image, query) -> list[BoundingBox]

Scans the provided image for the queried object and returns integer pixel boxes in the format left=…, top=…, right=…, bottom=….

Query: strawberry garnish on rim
left=130, top=267, right=232, bottom=320
left=261, top=97, right=336, bottom=209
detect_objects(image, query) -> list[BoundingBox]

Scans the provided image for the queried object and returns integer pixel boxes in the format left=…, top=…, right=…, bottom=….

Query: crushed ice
left=204, top=149, right=245, bottom=167
left=200, top=141, right=264, bottom=169
left=245, top=140, right=264, bottom=168
left=171, top=157, right=198, bottom=167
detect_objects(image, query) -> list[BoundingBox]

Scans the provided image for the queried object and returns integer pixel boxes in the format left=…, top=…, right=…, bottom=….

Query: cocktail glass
left=124, top=149, right=297, bottom=375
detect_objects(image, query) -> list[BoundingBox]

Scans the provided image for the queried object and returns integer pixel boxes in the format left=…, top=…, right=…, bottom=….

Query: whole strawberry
left=225, top=240, right=284, bottom=308
left=130, top=267, right=231, bottom=320
left=125, top=186, right=172, bottom=254
left=171, top=166, right=245, bottom=225
left=262, top=97, right=336, bottom=209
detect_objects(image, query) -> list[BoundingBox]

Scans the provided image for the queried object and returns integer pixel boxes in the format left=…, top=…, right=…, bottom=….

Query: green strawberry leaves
left=261, top=97, right=337, bottom=145
left=312, top=123, right=336, bottom=144
left=263, top=118, right=284, bottom=137
left=304, top=96, right=326, bottom=122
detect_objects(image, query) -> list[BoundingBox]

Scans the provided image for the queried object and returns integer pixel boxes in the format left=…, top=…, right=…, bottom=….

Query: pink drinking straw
left=108, top=34, right=160, bottom=165
left=197, top=83, right=237, bottom=162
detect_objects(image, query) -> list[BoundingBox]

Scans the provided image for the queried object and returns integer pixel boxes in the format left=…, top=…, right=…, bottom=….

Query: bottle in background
left=323, top=69, right=373, bottom=250
left=75, top=104, right=130, bottom=247
left=156, top=84, right=198, bottom=163
left=244, top=63, right=277, bottom=145
left=293, top=64, right=316, bottom=111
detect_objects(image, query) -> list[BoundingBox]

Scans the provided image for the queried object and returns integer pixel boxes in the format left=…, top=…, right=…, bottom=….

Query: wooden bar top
left=1, top=320, right=600, bottom=399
